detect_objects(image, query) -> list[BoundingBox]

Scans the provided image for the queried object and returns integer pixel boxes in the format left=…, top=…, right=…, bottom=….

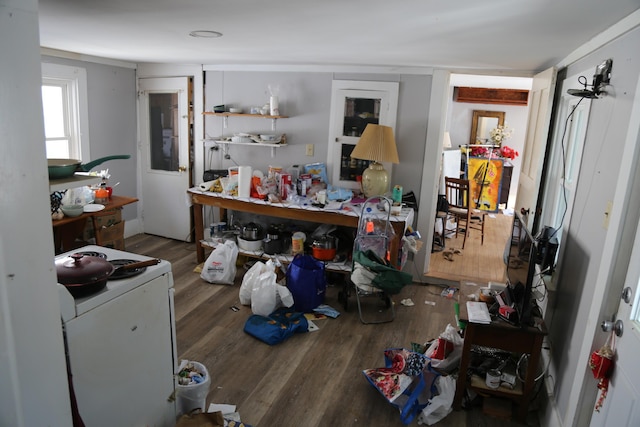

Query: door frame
left=135, top=64, right=204, bottom=238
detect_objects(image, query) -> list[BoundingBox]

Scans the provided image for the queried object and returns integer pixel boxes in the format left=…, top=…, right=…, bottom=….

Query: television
left=504, top=212, right=538, bottom=327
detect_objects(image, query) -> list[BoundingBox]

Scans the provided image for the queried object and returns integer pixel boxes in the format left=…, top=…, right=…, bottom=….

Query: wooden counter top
left=52, top=195, right=138, bottom=227
left=52, top=195, right=138, bottom=253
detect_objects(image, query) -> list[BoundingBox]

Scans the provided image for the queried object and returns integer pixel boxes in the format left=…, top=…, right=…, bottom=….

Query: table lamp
left=350, top=124, right=399, bottom=197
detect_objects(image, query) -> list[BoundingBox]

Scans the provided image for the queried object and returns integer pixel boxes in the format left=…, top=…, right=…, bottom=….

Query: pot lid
left=55, top=253, right=115, bottom=285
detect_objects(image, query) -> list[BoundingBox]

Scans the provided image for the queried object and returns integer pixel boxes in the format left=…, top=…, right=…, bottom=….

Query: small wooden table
left=52, top=195, right=137, bottom=253
left=453, top=304, right=547, bottom=422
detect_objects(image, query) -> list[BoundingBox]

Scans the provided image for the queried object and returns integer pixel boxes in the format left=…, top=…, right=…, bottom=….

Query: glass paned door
left=327, top=81, right=399, bottom=190
left=148, top=93, right=180, bottom=172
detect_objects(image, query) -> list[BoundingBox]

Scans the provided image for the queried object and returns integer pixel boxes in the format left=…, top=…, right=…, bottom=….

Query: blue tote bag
left=286, top=254, right=326, bottom=312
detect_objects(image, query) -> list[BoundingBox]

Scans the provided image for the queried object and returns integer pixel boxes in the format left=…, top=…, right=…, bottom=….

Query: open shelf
left=204, top=138, right=287, bottom=158
left=469, top=374, right=523, bottom=397
left=49, top=173, right=102, bottom=192
left=200, top=240, right=351, bottom=273
left=203, top=111, right=289, bottom=131
left=203, top=112, right=289, bottom=119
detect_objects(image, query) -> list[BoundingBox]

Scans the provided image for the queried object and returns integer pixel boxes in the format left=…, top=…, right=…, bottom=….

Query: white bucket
left=176, top=361, right=211, bottom=416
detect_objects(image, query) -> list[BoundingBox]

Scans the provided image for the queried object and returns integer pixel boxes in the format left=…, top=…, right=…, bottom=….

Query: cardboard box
left=96, top=220, right=125, bottom=250
left=83, top=208, right=123, bottom=240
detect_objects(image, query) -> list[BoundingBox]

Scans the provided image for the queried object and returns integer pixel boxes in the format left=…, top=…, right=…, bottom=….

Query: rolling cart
left=339, top=197, right=410, bottom=324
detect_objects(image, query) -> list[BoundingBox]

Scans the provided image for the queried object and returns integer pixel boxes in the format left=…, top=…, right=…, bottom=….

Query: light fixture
left=350, top=124, right=399, bottom=197
left=567, top=58, right=612, bottom=98
left=189, top=30, right=223, bottom=38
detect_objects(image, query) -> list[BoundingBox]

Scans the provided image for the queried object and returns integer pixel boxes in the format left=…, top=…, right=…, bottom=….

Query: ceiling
left=38, top=0, right=640, bottom=74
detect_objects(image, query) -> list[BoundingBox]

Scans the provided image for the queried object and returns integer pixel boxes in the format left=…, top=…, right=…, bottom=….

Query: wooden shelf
left=203, top=111, right=289, bottom=119
left=470, top=374, right=523, bottom=397
left=204, top=111, right=289, bottom=132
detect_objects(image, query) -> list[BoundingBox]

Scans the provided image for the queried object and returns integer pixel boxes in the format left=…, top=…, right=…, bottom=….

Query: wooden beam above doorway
left=454, top=87, right=529, bottom=106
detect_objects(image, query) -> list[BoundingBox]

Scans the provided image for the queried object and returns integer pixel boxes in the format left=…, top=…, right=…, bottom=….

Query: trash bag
left=200, top=240, right=238, bottom=284
left=238, top=259, right=293, bottom=316
left=424, top=324, right=464, bottom=373
left=417, top=375, right=456, bottom=425
left=251, top=268, right=294, bottom=317
left=239, top=260, right=271, bottom=305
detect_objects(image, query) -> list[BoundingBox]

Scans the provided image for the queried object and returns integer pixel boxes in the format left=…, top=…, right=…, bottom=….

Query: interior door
left=138, top=77, right=192, bottom=241
left=589, top=75, right=640, bottom=427
left=327, top=81, right=399, bottom=191
left=589, top=218, right=640, bottom=427
left=515, top=67, right=557, bottom=233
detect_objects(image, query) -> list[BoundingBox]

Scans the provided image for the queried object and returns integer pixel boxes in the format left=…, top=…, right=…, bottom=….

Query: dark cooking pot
left=312, top=235, right=337, bottom=261
left=48, top=155, right=131, bottom=180
left=241, top=222, right=263, bottom=241
left=263, top=231, right=282, bottom=255
left=55, top=253, right=115, bottom=298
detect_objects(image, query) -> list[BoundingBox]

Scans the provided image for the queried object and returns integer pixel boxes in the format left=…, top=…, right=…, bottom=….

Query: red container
left=279, top=173, right=292, bottom=199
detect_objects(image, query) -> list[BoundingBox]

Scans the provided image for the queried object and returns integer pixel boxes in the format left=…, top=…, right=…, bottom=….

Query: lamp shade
left=351, top=124, right=399, bottom=197
left=350, top=124, right=399, bottom=164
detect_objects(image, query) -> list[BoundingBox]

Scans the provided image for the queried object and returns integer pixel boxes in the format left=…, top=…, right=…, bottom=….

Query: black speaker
left=539, top=237, right=558, bottom=273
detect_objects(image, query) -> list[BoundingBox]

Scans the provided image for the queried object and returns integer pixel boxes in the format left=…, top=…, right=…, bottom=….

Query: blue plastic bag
left=285, top=254, right=326, bottom=312
left=243, top=307, right=308, bottom=345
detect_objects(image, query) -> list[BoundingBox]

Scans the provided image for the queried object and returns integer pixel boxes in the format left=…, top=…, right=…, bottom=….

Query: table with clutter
left=188, top=188, right=415, bottom=269
left=453, top=290, right=547, bottom=422
left=51, top=195, right=138, bottom=253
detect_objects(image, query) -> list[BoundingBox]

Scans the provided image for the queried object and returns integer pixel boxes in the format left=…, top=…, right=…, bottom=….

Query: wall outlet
left=305, top=144, right=314, bottom=156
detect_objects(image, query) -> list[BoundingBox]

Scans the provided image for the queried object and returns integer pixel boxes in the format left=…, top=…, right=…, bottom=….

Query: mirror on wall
left=470, top=110, right=505, bottom=145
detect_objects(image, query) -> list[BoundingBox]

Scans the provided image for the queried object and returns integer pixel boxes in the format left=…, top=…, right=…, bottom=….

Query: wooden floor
left=426, top=212, right=514, bottom=286
left=123, top=215, right=540, bottom=427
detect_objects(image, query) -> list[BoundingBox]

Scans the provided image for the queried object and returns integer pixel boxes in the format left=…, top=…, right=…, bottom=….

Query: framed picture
left=467, top=156, right=504, bottom=212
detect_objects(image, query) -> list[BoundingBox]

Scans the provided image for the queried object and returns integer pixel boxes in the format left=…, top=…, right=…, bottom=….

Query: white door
left=589, top=218, right=640, bottom=427
left=327, top=80, right=399, bottom=191
left=515, top=67, right=557, bottom=233
left=138, top=77, right=192, bottom=241
left=589, top=76, right=640, bottom=427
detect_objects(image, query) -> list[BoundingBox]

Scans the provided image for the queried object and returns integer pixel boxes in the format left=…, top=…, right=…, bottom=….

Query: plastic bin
left=176, top=361, right=211, bottom=416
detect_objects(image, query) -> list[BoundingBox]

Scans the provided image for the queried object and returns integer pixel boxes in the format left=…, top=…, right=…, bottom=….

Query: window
left=41, top=63, right=90, bottom=160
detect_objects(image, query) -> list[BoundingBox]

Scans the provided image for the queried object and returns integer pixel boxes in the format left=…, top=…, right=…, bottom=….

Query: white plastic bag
left=239, top=260, right=269, bottom=305
left=417, top=375, right=455, bottom=425
left=426, top=323, right=464, bottom=373
left=200, top=240, right=238, bottom=284
left=250, top=269, right=294, bottom=316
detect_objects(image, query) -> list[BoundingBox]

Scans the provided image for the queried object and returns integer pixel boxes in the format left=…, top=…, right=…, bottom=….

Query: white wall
left=0, top=1, right=72, bottom=425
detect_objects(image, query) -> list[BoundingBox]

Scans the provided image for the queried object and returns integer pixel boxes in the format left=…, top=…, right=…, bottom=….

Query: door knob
left=622, top=287, right=632, bottom=304
left=601, top=319, right=624, bottom=337
left=178, top=166, right=187, bottom=172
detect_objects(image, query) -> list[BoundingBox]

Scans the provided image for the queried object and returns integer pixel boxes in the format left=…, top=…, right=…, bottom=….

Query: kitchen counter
left=52, top=195, right=137, bottom=253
